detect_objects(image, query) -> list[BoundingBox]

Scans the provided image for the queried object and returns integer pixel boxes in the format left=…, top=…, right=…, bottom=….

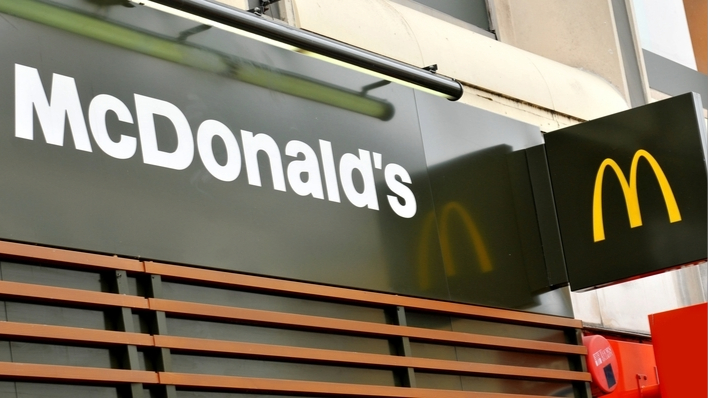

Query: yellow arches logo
left=418, top=202, right=493, bottom=289
left=593, top=149, right=682, bottom=242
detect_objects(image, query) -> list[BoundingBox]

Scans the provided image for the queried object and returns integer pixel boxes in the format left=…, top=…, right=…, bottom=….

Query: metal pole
left=146, top=0, right=464, bottom=100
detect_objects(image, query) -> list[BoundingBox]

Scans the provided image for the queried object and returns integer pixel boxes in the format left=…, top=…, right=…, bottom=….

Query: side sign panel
left=415, top=92, right=573, bottom=316
left=545, top=93, right=708, bottom=290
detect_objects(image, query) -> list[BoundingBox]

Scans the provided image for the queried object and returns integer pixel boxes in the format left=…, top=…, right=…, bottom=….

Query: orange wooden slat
left=0, top=280, right=148, bottom=309
left=145, top=261, right=581, bottom=329
left=150, top=299, right=586, bottom=355
left=160, top=372, right=557, bottom=398
left=0, top=321, right=154, bottom=347
left=0, top=361, right=158, bottom=384
left=0, top=241, right=580, bottom=330
left=0, top=240, right=143, bottom=272
left=155, top=335, right=591, bottom=382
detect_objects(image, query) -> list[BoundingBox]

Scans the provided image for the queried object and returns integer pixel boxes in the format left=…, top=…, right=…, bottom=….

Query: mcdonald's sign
left=592, top=149, right=682, bottom=242
left=545, top=93, right=707, bottom=290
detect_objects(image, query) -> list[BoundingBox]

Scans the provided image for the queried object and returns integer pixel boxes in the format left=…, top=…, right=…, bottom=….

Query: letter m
left=15, top=64, right=92, bottom=151
left=592, top=149, right=681, bottom=242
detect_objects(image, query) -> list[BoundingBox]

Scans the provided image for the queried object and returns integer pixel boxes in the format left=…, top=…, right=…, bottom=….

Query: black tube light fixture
left=137, top=0, right=464, bottom=101
left=0, top=0, right=395, bottom=120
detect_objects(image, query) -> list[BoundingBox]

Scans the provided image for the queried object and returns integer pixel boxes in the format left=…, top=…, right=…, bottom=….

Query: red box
left=649, top=302, right=707, bottom=398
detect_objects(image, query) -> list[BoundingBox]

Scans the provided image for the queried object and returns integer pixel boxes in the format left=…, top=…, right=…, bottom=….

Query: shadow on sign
left=417, top=202, right=493, bottom=290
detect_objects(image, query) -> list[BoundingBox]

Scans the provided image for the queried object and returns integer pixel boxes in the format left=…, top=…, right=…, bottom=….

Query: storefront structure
left=0, top=0, right=705, bottom=397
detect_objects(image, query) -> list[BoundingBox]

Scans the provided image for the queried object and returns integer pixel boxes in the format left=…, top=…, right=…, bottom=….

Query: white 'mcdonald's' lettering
left=15, top=64, right=92, bottom=151
left=197, top=119, right=242, bottom=182
left=385, top=163, right=416, bottom=218
left=285, top=140, right=325, bottom=200
left=241, top=130, right=287, bottom=192
left=340, top=149, right=379, bottom=210
left=13, top=63, right=417, bottom=218
left=135, top=94, right=194, bottom=170
left=88, top=94, right=136, bottom=159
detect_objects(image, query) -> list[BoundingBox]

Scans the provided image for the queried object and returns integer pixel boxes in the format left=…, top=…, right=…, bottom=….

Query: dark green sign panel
left=545, top=93, right=708, bottom=290
left=0, top=0, right=571, bottom=316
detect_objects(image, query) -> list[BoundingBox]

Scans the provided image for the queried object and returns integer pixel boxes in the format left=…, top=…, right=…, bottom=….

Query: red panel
left=594, top=338, right=658, bottom=398
left=649, top=303, right=707, bottom=398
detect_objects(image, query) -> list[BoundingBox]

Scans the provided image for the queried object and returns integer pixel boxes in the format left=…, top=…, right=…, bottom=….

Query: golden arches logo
left=418, top=202, right=493, bottom=289
left=593, top=149, right=682, bottom=242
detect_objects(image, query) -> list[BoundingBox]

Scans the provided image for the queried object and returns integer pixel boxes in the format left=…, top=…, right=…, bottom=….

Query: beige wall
left=289, top=0, right=628, bottom=129
left=217, top=0, right=248, bottom=10
left=213, top=0, right=634, bottom=125
left=492, top=0, right=630, bottom=104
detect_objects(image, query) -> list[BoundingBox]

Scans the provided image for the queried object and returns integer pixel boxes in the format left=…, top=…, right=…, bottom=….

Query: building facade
left=0, top=0, right=705, bottom=397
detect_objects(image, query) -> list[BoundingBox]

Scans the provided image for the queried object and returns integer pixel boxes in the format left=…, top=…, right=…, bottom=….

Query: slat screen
left=0, top=240, right=590, bottom=398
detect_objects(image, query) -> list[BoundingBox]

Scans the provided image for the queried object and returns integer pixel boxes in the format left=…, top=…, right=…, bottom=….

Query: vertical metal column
left=566, top=329, right=592, bottom=398
left=113, top=270, right=145, bottom=398
left=147, top=273, right=178, bottom=398
left=526, top=145, right=568, bottom=287
left=0, top=264, right=17, bottom=396
left=611, top=0, right=649, bottom=107
left=390, top=306, right=416, bottom=388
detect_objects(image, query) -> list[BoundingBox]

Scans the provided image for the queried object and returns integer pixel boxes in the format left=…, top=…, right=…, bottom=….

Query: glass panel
left=161, top=281, right=388, bottom=323
left=13, top=382, right=122, bottom=398
left=178, top=392, right=310, bottom=398
left=0, top=261, right=108, bottom=292
left=5, top=341, right=117, bottom=368
left=410, top=342, right=571, bottom=370
left=415, top=372, right=574, bottom=396
left=406, top=310, right=568, bottom=342
left=5, top=302, right=112, bottom=330
left=412, top=0, right=490, bottom=31
left=171, top=354, right=398, bottom=386
left=166, top=317, right=394, bottom=355
left=631, top=0, right=697, bottom=70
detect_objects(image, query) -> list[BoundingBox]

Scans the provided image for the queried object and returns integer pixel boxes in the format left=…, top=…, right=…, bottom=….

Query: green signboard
left=0, top=0, right=570, bottom=315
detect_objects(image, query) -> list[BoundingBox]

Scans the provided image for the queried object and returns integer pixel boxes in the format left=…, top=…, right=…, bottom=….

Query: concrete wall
left=288, top=0, right=629, bottom=130
left=492, top=0, right=631, bottom=104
